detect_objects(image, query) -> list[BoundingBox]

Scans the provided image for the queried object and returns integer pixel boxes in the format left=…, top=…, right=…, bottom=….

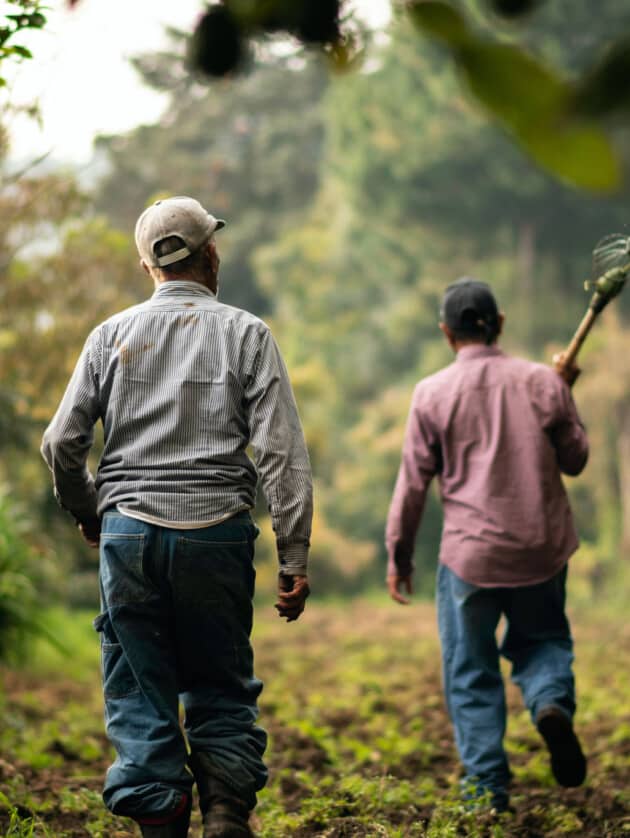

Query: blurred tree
left=0, top=157, right=84, bottom=442
left=0, top=490, right=47, bottom=662
left=407, top=1, right=626, bottom=191
left=95, top=35, right=329, bottom=313
left=42, top=0, right=630, bottom=191
left=0, top=169, right=141, bottom=426
left=328, top=5, right=630, bottom=351
left=95, top=0, right=630, bottom=192
left=0, top=132, right=144, bottom=600
left=578, top=310, right=630, bottom=555
left=254, top=173, right=453, bottom=579
left=3, top=0, right=630, bottom=602
left=254, top=2, right=630, bottom=589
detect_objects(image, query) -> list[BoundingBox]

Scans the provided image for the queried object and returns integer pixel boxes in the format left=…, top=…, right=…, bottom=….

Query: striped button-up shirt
left=41, top=280, right=313, bottom=574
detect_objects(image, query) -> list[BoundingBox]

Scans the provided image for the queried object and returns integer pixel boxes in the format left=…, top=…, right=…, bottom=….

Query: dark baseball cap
left=440, top=277, right=500, bottom=336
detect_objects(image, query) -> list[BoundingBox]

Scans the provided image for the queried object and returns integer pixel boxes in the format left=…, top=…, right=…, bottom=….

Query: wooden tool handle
left=563, top=308, right=597, bottom=367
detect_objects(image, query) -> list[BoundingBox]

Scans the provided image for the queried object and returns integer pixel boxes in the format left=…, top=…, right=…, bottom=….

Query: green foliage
left=410, top=2, right=621, bottom=191
left=28, top=0, right=628, bottom=193
left=0, top=385, right=30, bottom=451
left=3, top=0, right=630, bottom=603
left=0, top=793, right=46, bottom=837
left=0, top=492, right=50, bottom=662
left=0, top=144, right=146, bottom=598
left=123, top=0, right=630, bottom=191
left=1, top=601, right=629, bottom=836
left=247, top=5, right=630, bottom=588
left=96, top=37, right=329, bottom=313
left=0, top=0, right=46, bottom=87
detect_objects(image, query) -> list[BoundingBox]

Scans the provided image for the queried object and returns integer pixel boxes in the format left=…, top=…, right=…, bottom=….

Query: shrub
left=0, top=490, right=54, bottom=662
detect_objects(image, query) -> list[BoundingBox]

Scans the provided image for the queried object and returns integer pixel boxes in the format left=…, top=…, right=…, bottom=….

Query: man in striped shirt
left=42, top=196, right=313, bottom=838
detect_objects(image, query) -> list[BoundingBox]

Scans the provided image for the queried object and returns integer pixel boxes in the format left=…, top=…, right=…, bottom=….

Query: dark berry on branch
left=295, top=0, right=341, bottom=45
left=188, top=6, right=243, bottom=77
left=488, top=0, right=541, bottom=18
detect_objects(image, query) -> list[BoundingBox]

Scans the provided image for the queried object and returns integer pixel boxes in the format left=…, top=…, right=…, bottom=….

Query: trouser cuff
left=136, top=792, right=191, bottom=825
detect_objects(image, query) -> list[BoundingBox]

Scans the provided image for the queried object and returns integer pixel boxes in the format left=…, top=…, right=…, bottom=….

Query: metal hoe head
left=586, top=233, right=630, bottom=313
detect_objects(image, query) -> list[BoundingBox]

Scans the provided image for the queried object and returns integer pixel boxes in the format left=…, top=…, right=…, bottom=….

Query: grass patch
left=1, top=598, right=629, bottom=836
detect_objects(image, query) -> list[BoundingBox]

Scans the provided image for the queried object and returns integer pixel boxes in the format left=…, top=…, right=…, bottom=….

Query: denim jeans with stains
left=436, top=562, right=575, bottom=809
left=94, top=510, right=268, bottom=821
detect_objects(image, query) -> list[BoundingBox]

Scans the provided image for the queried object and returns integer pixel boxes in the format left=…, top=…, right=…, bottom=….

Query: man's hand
left=275, top=574, right=310, bottom=622
left=78, top=516, right=101, bottom=548
left=552, top=352, right=581, bottom=388
left=387, top=573, right=413, bottom=605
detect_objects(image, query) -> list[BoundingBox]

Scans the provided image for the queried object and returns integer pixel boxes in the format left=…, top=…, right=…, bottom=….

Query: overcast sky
left=3, top=0, right=391, bottom=166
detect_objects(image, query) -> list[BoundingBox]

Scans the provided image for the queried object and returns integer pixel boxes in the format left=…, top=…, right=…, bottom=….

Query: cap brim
left=213, top=218, right=226, bottom=231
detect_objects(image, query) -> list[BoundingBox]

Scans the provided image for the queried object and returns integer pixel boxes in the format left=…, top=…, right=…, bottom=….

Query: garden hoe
left=560, top=233, right=629, bottom=368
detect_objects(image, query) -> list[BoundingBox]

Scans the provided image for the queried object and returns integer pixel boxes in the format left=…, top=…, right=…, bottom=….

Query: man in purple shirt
left=386, top=278, right=588, bottom=811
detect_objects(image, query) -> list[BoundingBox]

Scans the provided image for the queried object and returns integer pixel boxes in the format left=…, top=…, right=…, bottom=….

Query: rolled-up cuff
left=278, top=543, right=308, bottom=577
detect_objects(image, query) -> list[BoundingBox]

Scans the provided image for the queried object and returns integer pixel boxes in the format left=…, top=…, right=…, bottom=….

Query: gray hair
left=153, top=235, right=214, bottom=280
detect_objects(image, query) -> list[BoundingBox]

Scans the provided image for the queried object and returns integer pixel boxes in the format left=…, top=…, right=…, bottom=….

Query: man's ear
left=207, top=239, right=220, bottom=268
left=140, top=259, right=151, bottom=276
left=497, top=312, right=505, bottom=337
left=439, top=322, right=457, bottom=351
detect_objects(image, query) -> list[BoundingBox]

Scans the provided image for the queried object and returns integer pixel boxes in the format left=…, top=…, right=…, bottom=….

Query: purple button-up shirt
left=385, top=344, right=588, bottom=587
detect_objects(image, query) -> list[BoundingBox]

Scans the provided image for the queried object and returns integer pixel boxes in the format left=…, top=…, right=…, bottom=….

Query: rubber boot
left=189, top=752, right=254, bottom=838
left=536, top=705, right=587, bottom=787
left=138, top=793, right=192, bottom=838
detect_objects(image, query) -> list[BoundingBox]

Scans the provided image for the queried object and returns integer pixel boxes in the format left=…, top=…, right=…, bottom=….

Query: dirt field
left=1, top=599, right=629, bottom=836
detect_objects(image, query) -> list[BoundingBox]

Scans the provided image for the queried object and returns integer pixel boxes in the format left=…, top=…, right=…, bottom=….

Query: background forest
left=1, top=0, right=630, bottom=625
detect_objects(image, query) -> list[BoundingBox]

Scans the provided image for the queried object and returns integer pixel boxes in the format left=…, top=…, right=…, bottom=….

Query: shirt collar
left=456, top=344, right=504, bottom=362
left=152, top=280, right=216, bottom=300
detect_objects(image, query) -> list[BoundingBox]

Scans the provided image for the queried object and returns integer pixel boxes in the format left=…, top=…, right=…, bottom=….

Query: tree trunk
left=516, top=221, right=536, bottom=349
left=617, top=399, right=630, bottom=553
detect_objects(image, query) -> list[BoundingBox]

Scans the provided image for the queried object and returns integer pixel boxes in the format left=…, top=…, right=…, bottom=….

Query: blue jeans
left=436, top=563, right=575, bottom=806
left=94, top=511, right=267, bottom=821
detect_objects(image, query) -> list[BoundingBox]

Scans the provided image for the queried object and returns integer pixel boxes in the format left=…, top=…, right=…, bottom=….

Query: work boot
left=138, top=793, right=191, bottom=838
left=189, top=752, right=254, bottom=838
left=536, top=705, right=587, bottom=787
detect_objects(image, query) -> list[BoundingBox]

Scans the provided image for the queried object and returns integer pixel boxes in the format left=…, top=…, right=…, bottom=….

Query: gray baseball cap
left=135, top=196, right=225, bottom=268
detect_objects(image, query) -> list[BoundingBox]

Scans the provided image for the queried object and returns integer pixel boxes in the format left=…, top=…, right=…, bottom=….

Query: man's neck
left=453, top=338, right=492, bottom=352
left=153, top=274, right=217, bottom=295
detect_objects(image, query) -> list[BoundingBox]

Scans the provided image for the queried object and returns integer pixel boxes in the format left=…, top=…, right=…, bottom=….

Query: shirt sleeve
left=385, top=386, right=440, bottom=577
left=40, top=330, right=102, bottom=523
left=548, top=377, right=589, bottom=476
left=244, top=327, right=313, bottom=576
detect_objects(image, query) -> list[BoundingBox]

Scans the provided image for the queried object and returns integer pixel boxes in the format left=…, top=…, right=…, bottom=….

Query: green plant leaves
left=407, top=1, right=469, bottom=45
left=0, top=2, right=47, bottom=85
left=591, top=232, right=630, bottom=278
left=409, top=1, right=622, bottom=192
